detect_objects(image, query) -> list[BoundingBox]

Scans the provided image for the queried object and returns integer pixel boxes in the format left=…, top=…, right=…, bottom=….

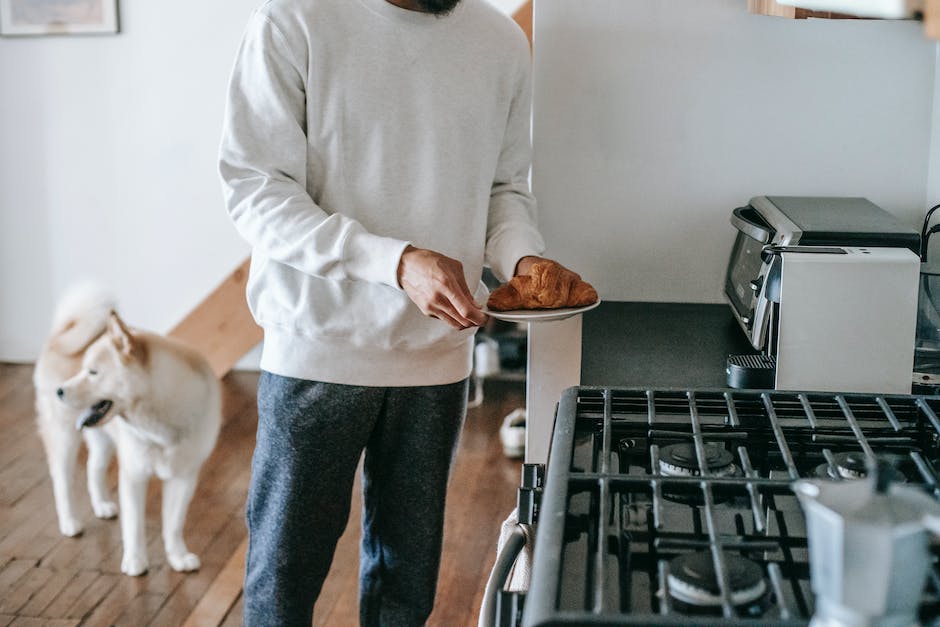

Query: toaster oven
left=724, top=196, right=921, bottom=393
left=725, top=196, right=919, bottom=350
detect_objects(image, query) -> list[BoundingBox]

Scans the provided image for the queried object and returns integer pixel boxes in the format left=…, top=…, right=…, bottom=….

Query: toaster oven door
left=725, top=206, right=774, bottom=349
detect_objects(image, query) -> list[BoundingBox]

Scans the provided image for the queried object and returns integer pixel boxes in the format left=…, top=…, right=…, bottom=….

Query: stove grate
left=522, top=388, right=940, bottom=626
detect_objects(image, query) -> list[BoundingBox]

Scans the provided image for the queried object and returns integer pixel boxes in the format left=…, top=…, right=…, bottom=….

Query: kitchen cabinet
left=748, top=0, right=940, bottom=41
left=747, top=0, right=860, bottom=18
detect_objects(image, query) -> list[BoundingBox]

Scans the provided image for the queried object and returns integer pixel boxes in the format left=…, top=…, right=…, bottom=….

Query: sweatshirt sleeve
left=483, top=38, right=546, bottom=283
left=218, top=11, right=410, bottom=289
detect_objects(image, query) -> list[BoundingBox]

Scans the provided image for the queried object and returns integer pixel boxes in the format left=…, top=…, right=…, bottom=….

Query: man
left=219, top=0, right=580, bottom=624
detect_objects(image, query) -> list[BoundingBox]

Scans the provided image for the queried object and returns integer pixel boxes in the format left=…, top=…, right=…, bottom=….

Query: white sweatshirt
left=219, top=0, right=545, bottom=386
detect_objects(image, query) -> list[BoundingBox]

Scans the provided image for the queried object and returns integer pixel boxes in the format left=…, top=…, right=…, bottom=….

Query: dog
left=34, top=284, right=121, bottom=538
left=42, top=285, right=222, bottom=575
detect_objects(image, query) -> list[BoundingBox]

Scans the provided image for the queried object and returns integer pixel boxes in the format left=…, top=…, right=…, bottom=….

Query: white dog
left=47, top=286, right=221, bottom=576
left=34, top=284, right=121, bottom=538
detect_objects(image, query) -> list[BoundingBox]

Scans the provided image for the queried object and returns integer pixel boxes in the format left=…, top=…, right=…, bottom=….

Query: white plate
left=483, top=299, right=601, bottom=323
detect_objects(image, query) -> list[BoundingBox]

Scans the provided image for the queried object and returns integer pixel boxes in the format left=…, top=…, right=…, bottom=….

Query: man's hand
left=398, top=246, right=488, bottom=330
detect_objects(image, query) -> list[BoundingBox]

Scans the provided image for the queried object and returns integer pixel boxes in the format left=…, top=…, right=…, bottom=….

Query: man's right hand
left=397, top=246, right=487, bottom=330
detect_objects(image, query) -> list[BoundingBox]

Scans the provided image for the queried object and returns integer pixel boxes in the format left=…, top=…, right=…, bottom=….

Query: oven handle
left=731, top=206, right=772, bottom=244
left=479, top=524, right=528, bottom=627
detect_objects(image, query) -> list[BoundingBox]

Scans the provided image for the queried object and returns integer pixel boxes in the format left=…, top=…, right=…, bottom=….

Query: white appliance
left=774, top=246, right=919, bottom=393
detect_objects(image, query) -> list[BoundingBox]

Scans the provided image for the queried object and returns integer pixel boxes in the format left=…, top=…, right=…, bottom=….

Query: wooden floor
left=0, top=363, right=525, bottom=626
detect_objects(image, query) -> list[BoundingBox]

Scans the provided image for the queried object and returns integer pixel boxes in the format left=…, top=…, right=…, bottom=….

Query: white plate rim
left=483, top=299, right=601, bottom=322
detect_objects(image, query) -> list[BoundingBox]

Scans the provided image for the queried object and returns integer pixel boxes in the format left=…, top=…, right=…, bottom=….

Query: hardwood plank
left=168, top=259, right=262, bottom=378
left=0, top=560, right=36, bottom=596
left=0, top=468, right=57, bottom=536
left=0, top=502, right=58, bottom=561
left=3, top=516, right=69, bottom=563
left=219, top=595, right=243, bottom=627
left=112, top=592, right=167, bottom=627
left=60, top=573, right=119, bottom=621
left=181, top=537, right=247, bottom=627
left=39, top=570, right=100, bottom=619
left=15, top=569, right=74, bottom=618
left=146, top=558, right=230, bottom=627
left=10, top=618, right=78, bottom=627
left=79, top=575, right=150, bottom=627
left=0, top=470, right=47, bottom=511
left=0, top=566, right=54, bottom=614
left=41, top=511, right=122, bottom=573
left=0, top=367, right=46, bottom=506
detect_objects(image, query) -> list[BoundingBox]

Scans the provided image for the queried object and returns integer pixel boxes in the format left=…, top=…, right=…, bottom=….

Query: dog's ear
left=107, top=311, right=143, bottom=360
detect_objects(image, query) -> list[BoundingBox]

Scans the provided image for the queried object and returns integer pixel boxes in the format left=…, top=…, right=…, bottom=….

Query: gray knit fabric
left=244, top=371, right=468, bottom=626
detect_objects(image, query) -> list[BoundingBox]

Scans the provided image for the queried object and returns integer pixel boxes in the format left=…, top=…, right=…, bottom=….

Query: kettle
left=793, top=459, right=940, bottom=627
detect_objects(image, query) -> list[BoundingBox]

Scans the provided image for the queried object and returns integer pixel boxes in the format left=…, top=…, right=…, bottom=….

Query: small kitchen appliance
left=507, top=386, right=940, bottom=626
left=794, top=459, right=940, bottom=627
left=724, top=196, right=920, bottom=393
left=914, top=203, right=940, bottom=388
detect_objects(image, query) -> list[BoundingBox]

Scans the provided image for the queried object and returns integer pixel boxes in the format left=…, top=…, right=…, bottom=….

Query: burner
left=666, top=551, right=768, bottom=614
left=814, top=452, right=907, bottom=482
left=659, top=442, right=741, bottom=504
left=659, top=442, right=737, bottom=477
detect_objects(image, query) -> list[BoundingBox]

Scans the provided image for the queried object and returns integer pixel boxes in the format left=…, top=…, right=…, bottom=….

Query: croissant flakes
left=487, top=262, right=598, bottom=311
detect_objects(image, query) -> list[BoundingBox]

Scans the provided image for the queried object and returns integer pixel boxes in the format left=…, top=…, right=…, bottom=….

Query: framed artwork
left=0, top=0, right=119, bottom=36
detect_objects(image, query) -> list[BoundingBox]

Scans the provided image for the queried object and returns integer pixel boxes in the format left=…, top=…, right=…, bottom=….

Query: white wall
left=4, top=0, right=936, bottom=361
left=0, top=0, right=260, bottom=362
left=0, top=0, right=525, bottom=365
left=532, top=0, right=938, bottom=303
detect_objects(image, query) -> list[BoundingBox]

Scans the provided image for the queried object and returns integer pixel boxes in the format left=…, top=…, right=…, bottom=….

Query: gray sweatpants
left=243, top=371, right=468, bottom=627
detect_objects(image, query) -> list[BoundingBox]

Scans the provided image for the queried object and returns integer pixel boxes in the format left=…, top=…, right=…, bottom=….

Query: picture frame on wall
left=0, top=0, right=119, bottom=36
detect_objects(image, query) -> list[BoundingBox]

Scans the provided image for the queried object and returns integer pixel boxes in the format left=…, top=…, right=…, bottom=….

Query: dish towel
left=498, top=507, right=535, bottom=592
left=478, top=508, right=536, bottom=627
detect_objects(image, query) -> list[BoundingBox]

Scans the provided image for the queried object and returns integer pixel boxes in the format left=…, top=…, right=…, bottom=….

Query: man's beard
left=416, top=0, right=461, bottom=15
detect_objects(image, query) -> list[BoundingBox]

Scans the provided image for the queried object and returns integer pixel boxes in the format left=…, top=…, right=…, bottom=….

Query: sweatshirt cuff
left=343, top=230, right=411, bottom=289
left=490, top=234, right=546, bottom=282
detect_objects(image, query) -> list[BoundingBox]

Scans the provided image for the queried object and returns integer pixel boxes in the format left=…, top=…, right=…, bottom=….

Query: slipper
left=499, top=408, right=526, bottom=459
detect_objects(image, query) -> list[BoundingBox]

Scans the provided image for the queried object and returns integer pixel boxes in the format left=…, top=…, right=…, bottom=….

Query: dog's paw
left=121, top=553, right=149, bottom=576
left=92, top=500, right=118, bottom=519
left=167, top=552, right=201, bottom=572
left=59, top=517, right=84, bottom=537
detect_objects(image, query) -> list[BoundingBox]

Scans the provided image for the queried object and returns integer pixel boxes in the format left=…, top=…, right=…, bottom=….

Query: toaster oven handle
left=730, top=206, right=772, bottom=244
left=760, top=245, right=848, bottom=263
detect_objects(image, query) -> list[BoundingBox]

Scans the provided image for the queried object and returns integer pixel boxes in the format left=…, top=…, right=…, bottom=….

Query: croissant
left=487, top=262, right=598, bottom=311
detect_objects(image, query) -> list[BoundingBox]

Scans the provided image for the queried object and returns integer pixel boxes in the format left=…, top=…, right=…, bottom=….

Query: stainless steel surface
left=795, top=464, right=940, bottom=627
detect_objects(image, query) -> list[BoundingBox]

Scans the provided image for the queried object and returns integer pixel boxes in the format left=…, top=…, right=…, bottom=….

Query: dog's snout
left=56, top=387, right=65, bottom=400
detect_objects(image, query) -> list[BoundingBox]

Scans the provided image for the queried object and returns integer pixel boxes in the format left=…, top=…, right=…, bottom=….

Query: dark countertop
left=580, top=301, right=757, bottom=388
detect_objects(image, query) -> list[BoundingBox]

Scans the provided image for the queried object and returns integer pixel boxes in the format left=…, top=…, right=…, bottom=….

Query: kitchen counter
left=579, top=301, right=757, bottom=388
left=522, top=300, right=759, bottom=463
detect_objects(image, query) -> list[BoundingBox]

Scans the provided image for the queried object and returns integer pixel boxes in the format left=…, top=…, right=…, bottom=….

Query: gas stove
left=519, top=387, right=940, bottom=626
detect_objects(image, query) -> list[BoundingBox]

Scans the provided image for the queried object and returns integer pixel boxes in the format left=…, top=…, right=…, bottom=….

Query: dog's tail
left=48, top=282, right=117, bottom=356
